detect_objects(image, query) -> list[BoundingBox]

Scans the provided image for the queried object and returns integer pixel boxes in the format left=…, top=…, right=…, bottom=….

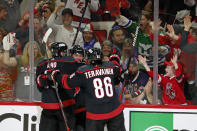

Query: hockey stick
left=72, top=0, right=89, bottom=46
left=42, top=28, right=70, bottom=131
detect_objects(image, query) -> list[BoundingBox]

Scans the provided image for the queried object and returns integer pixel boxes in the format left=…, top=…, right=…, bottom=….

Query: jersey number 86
left=93, top=77, right=113, bottom=99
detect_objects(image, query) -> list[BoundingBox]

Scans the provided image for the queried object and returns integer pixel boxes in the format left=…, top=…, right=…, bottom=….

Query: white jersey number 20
left=93, top=77, right=113, bottom=98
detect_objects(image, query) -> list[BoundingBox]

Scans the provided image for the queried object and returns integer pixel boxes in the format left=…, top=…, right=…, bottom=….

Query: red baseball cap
left=164, top=61, right=174, bottom=66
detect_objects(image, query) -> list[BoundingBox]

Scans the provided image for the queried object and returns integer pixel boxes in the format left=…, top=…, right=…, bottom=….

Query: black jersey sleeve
left=55, top=71, right=83, bottom=90
left=113, top=63, right=121, bottom=85
left=36, top=60, right=48, bottom=92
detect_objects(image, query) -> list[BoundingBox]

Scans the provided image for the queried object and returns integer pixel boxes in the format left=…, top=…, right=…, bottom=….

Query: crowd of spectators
left=0, top=0, right=197, bottom=106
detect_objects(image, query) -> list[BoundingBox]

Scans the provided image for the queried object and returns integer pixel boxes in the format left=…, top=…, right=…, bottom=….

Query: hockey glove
left=109, top=48, right=121, bottom=65
left=36, top=74, right=52, bottom=88
left=44, top=69, right=60, bottom=82
left=3, top=32, right=16, bottom=51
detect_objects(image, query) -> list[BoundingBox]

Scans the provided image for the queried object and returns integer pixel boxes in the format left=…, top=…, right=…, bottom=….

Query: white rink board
left=1, top=103, right=197, bottom=131
left=173, top=114, right=197, bottom=131
left=0, top=105, right=42, bottom=131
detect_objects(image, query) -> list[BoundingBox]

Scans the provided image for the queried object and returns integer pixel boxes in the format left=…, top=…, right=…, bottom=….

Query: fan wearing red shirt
left=138, top=54, right=186, bottom=105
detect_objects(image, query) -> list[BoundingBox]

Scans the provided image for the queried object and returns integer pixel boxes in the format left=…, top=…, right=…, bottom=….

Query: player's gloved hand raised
left=44, top=69, right=60, bottom=82
left=109, top=48, right=121, bottom=65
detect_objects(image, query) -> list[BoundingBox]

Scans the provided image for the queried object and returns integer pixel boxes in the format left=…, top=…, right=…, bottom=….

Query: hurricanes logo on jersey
left=166, top=82, right=176, bottom=99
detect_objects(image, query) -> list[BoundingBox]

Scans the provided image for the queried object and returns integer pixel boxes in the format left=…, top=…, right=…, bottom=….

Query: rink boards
left=0, top=102, right=197, bottom=131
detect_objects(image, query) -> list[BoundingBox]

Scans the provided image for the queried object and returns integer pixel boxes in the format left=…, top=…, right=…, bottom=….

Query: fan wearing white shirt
left=47, top=2, right=83, bottom=50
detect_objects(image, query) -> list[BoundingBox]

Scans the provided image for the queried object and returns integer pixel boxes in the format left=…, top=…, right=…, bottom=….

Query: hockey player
left=69, top=45, right=85, bottom=63
left=138, top=54, right=186, bottom=105
left=69, top=45, right=86, bottom=131
left=36, top=42, right=83, bottom=131
left=46, top=48, right=125, bottom=131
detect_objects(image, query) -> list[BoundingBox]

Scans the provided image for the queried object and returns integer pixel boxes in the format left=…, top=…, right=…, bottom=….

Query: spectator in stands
left=64, top=0, right=100, bottom=28
left=18, top=1, right=49, bottom=27
left=123, top=60, right=152, bottom=104
left=179, top=15, right=197, bottom=104
left=0, top=0, right=21, bottom=32
left=101, top=40, right=113, bottom=61
left=0, top=32, right=17, bottom=101
left=109, top=25, right=125, bottom=52
left=47, top=2, right=83, bottom=50
left=83, top=23, right=101, bottom=50
left=15, top=16, right=46, bottom=56
left=40, top=4, right=54, bottom=30
left=116, top=12, right=170, bottom=74
left=117, top=38, right=135, bottom=104
left=40, top=5, right=55, bottom=43
left=14, top=41, right=43, bottom=101
left=138, top=54, right=187, bottom=105
left=120, top=38, right=135, bottom=70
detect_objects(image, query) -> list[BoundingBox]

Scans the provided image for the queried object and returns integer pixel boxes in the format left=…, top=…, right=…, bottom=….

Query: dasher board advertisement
left=124, top=106, right=197, bottom=131
left=0, top=103, right=42, bottom=131
left=1, top=103, right=197, bottom=131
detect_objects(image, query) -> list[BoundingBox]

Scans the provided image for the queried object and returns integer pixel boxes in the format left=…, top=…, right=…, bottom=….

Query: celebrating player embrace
left=45, top=48, right=125, bottom=131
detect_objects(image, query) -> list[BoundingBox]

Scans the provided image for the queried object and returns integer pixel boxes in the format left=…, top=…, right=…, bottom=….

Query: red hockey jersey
left=147, top=62, right=186, bottom=105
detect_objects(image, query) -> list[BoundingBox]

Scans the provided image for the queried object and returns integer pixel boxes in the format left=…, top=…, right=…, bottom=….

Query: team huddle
left=36, top=42, right=125, bottom=131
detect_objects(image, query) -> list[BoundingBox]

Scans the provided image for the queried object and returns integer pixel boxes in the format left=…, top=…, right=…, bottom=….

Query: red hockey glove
left=36, top=74, right=49, bottom=87
left=44, top=69, right=60, bottom=82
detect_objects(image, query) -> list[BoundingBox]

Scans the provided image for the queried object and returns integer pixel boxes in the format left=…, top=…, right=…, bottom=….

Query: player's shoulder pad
left=103, top=61, right=117, bottom=67
left=77, top=64, right=93, bottom=73
left=36, top=58, right=49, bottom=67
left=57, top=56, right=76, bottom=61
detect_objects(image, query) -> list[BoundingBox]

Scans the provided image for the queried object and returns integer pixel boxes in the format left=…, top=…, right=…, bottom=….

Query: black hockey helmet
left=69, top=45, right=85, bottom=56
left=50, top=42, right=67, bottom=57
left=86, top=48, right=103, bottom=65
